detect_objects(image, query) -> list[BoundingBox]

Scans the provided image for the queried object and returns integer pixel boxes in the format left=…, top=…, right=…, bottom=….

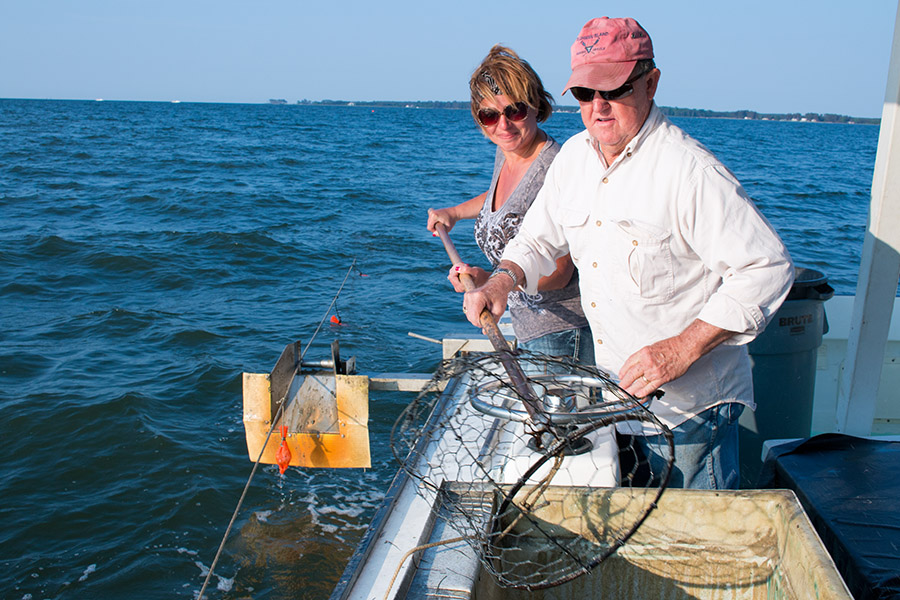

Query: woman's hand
left=426, top=193, right=487, bottom=234
left=427, top=207, right=458, bottom=234
left=447, top=263, right=489, bottom=293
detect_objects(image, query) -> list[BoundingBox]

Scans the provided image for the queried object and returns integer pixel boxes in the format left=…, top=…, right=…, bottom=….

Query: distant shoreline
left=292, top=99, right=879, bottom=125
left=0, top=97, right=878, bottom=124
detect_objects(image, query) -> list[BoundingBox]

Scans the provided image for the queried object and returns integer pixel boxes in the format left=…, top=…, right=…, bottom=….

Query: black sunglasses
left=477, top=102, right=529, bottom=127
left=570, top=70, right=650, bottom=103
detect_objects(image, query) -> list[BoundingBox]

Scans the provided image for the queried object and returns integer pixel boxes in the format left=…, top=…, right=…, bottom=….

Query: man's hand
left=461, top=262, right=523, bottom=329
left=619, top=319, right=735, bottom=397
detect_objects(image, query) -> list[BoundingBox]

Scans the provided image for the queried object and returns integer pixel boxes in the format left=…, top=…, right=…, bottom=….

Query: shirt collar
left=587, top=102, right=664, bottom=167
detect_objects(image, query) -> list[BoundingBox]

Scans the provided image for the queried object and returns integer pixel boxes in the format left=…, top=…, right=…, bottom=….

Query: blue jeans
left=621, top=403, right=744, bottom=490
left=518, top=325, right=595, bottom=366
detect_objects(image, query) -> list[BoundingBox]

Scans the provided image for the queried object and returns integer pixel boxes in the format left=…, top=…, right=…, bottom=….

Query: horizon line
left=0, top=96, right=881, bottom=122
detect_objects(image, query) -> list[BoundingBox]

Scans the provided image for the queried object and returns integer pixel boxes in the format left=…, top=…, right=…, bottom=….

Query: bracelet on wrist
left=490, top=267, right=519, bottom=289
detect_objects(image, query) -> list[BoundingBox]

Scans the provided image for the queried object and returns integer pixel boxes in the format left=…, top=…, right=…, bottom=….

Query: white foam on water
left=77, top=564, right=97, bottom=582
left=307, top=504, right=322, bottom=528
left=318, top=522, right=340, bottom=534
left=216, top=574, right=234, bottom=592
left=194, top=560, right=209, bottom=577
left=316, top=504, right=366, bottom=519
left=189, top=559, right=235, bottom=598
left=254, top=509, right=274, bottom=523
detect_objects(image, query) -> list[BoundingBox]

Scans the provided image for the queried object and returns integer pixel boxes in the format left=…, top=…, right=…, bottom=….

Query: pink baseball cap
left=563, top=17, right=654, bottom=95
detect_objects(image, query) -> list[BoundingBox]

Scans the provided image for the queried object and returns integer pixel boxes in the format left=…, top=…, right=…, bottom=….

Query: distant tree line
left=659, top=106, right=879, bottom=125
left=297, top=99, right=471, bottom=109
left=291, top=99, right=879, bottom=124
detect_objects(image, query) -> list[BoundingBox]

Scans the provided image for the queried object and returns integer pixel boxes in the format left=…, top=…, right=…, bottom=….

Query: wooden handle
left=434, top=223, right=545, bottom=424
left=434, top=223, right=510, bottom=347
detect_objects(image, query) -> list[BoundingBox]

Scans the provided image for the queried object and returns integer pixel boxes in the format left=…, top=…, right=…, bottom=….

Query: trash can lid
left=793, top=267, right=828, bottom=288
left=787, top=267, right=833, bottom=301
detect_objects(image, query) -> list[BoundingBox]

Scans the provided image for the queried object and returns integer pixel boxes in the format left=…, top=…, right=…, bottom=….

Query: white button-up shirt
left=502, top=104, right=794, bottom=427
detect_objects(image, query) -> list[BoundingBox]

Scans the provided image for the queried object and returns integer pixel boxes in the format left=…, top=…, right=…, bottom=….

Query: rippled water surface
left=0, top=99, right=880, bottom=599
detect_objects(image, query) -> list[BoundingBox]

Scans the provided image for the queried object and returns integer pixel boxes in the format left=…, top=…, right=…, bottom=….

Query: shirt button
left=626, top=151, right=632, bottom=157
left=590, top=301, right=596, bottom=308
left=602, top=177, right=609, bottom=184
left=595, top=220, right=602, bottom=227
left=596, top=339, right=603, bottom=345
left=592, top=261, right=598, bottom=268
left=632, top=240, right=639, bottom=246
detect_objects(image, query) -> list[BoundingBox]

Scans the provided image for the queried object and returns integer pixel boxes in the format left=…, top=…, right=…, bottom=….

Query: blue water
left=0, top=99, right=879, bottom=599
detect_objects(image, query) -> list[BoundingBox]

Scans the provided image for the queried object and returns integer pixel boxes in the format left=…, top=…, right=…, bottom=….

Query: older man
left=463, top=17, right=794, bottom=489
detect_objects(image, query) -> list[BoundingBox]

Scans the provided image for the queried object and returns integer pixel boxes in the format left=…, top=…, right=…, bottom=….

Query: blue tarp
left=766, top=434, right=900, bottom=600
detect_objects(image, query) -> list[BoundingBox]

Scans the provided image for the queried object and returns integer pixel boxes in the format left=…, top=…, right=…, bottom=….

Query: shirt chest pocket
left=557, top=206, right=591, bottom=264
left=612, top=219, right=675, bottom=303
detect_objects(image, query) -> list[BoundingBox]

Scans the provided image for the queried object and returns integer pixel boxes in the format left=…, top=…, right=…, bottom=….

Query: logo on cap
left=579, top=32, right=608, bottom=54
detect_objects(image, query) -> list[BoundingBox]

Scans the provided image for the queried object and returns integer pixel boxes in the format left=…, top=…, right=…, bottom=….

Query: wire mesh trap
left=390, top=350, right=675, bottom=590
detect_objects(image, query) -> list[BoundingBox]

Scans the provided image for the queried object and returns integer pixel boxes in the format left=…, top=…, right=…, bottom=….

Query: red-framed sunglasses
left=477, top=102, right=529, bottom=127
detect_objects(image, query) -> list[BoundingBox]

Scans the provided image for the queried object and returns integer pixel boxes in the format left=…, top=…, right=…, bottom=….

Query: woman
left=427, top=45, right=592, bottom=364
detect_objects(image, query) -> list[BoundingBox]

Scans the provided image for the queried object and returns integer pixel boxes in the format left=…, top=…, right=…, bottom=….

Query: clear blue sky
left=2, top=0, right=896, bottom=118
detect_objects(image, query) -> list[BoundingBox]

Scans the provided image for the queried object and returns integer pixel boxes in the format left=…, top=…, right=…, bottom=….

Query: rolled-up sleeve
left=687, top=164, right=794, bottom=343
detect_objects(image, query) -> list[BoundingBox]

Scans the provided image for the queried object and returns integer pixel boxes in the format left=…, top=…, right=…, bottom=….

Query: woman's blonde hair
left=469, top=45, right=553, bottom=124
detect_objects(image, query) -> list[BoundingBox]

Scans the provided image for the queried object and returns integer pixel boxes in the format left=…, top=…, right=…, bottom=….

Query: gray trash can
left=739, top=267, right=834, bottom=487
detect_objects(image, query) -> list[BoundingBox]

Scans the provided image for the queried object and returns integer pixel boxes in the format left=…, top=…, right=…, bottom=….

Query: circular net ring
left=468, top=372, right=652, bottom=426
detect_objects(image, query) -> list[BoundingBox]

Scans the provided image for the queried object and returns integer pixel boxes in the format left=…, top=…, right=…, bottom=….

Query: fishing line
left=197, top=259, right=360, bottom=600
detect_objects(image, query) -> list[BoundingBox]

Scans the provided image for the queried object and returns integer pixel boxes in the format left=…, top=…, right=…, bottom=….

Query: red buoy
left=275, top=425, right=292, bottom=474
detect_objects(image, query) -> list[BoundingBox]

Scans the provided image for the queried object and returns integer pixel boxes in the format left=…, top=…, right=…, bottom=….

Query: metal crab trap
left=390, top=349, right=675, bottom=590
